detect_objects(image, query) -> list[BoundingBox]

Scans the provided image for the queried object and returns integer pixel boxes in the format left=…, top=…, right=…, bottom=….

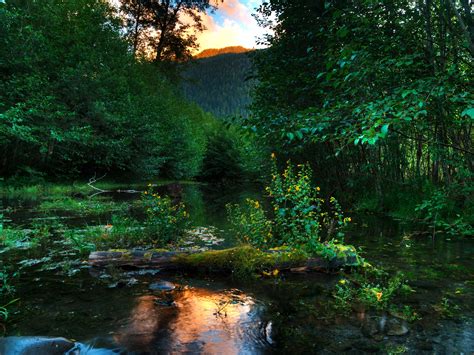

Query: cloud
left=217, top=0, right=254, bottom=25
left=194, top=0, right=269, bottom=52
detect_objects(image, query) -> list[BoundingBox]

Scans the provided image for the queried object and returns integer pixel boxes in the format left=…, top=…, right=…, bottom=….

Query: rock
left=385, top=318, right=409, bottom=336
left=149, top=280, right=176, bottom=291
left=0, top=336, right=75, bottom=355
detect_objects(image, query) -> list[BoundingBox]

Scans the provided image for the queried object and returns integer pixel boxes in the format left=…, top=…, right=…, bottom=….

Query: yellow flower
left=254, top=201, right=260, bottom=208
left=339, top=279, right=347, bottom=285
left=271, top=152, right=276, bottom=159
left=316, top=186, right=321, bottom=191
left=295, top=185, right=300, bottom=191
left=376, top=292, right=383, bottom=301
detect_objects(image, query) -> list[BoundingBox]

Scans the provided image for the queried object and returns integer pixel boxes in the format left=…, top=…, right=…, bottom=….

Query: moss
left=173, top=245, right=351, bottom=279
left=330, top=243, right=363, bottom=267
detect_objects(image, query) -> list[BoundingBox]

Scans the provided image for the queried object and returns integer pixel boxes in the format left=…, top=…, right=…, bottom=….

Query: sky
left=193, top=0, right=268, bottom=52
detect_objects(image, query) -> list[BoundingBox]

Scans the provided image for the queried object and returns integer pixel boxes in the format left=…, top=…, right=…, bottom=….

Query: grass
left=0, top=179, right=201, bottom=199
left=38, top=197, right=129, bottom=215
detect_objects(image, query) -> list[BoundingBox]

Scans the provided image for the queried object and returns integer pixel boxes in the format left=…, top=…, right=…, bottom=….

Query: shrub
left=142, top=186, right=190, bottom=245
left=227, top=157, right=352, bottom=255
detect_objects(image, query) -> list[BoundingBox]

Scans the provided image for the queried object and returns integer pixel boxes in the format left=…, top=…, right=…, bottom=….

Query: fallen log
left=89, top=246, right=362, bottom=275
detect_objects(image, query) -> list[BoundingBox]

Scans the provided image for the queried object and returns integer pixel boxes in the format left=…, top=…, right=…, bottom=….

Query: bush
left=142, top=186, right=190, bottom=245
left=227, top=157, right=352, bottom=255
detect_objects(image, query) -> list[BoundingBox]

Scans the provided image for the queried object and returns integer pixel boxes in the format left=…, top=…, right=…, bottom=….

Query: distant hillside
left=181, top=50, right=256, bottom=119
left=195, top=46, right=251, bottom=59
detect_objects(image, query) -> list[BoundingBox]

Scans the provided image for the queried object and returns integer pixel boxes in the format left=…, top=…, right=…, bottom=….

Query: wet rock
left=0, top=336, right=75, bottom=355
left=385, top=318, right=409, bottom=336
left=362, top=316, right=409, bottom=338
left=149, top=280, right=176, bottom=291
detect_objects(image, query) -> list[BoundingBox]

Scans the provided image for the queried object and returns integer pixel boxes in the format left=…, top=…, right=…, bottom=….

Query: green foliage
left=0, top=267, right=18, bottom=327
left=0, top=0, right=216, bottom=180
left=200, top=123, right=266, bottom=181
left=228, top=159, right=354, bottom=258
left=434, top=296, right=461, bottom=318
left=250, top=0, right=473, bottom=227
left=227, top=199, right=272, bottom=248
left=142, top=186, right=190, bottom=245
left=0, top=268, right=15, bottom=297
left=38, top=197, right=128, bottom=216
left=334, top=270, right=412, bottom=313
left=415, top=185, right=474, bottom=237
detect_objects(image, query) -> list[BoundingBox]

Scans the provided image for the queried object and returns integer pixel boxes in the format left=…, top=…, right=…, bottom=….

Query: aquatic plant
left=38, top=197, right=129, bottom=216
left=227, top=158, right=353, bottom=257
left=333, top=268, right=414, bottom=312
left=142, top=185, right=190, bottom=246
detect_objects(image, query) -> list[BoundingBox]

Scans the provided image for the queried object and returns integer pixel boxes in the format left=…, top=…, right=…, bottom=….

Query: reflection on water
left=114, top=286, right=269, bottom=354
left=2, top=182, right=474, bottom=353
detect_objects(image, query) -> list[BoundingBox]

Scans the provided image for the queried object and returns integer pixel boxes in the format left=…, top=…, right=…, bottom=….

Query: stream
left=1, top=183, right=473, bottom=354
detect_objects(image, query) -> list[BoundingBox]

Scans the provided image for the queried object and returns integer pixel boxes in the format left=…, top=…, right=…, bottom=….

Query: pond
left=1, top=182, right=473, bottom=354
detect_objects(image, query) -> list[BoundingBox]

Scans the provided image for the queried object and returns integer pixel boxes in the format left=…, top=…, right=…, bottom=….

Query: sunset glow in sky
left=195, top=0, right=267, bottom=51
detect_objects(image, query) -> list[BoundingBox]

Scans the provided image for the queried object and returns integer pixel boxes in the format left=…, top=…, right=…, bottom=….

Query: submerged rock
left=362, top=316, right=409, bottom=338
left=0, top=336, right=74, bottom=355
left=385, top=318, right=409, bottom=336
left=149, top=280, right=176, bottom=291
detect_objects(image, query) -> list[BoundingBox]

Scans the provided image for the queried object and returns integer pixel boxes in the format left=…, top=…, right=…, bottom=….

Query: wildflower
left=339, top=279, right=347, bottom=285
left=376, top=292, right=383, bottom=301
left=271, top=152, right=276, bottom=159
left=254, top=201, right=260, bottom=208
left=316, top=186, right=321, bottom=191
left=295, top=185, right=300, bottom=192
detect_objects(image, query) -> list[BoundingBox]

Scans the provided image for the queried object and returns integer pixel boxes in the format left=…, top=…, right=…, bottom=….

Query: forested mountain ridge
left=195, top=46, right=251, bottom=59
left=0, top=0, right=261, bottom=180
left=181, top=49, right=256, bottom=119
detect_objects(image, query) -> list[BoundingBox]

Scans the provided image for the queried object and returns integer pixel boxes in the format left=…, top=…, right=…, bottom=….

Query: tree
left=0, top=0, right=213, bottom=179
left=250, top=0, right=473, bottom=211
left=120, top=0, right=219, bottom=62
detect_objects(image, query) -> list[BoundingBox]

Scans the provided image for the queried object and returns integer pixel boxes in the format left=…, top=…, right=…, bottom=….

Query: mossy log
left=89, top=246, right=362, bottom=275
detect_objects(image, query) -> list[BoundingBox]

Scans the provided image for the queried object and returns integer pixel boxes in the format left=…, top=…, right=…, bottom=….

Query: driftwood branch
left=87, top=173, right=141, bottom=198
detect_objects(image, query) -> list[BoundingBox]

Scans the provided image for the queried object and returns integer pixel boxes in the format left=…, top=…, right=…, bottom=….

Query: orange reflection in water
left=114, top=286, right=261, bottom=354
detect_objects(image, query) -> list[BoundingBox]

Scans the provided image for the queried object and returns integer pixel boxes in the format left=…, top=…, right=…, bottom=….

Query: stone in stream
left=385, top=318, right=409, bottom=336
left=149, top=280, right=176, bottom=291
left=361, top=316, right=409, bottom=339
left=0, top=336, right=123, bottom=354
left=0, top=336, right=74, bottom=355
